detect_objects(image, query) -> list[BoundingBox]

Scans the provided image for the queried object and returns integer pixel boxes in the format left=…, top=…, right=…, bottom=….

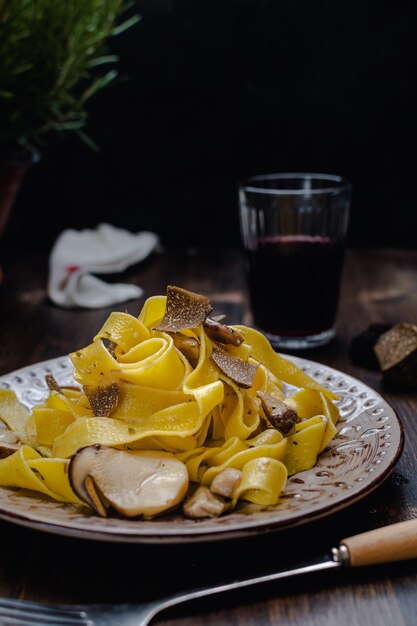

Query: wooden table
left=0, top=246, right=416, bottom=626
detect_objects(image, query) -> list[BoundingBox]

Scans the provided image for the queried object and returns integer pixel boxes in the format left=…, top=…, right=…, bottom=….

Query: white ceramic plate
left=0, top=355, right=403, bottom=543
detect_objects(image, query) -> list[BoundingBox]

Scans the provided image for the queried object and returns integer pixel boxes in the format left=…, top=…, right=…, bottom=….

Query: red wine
left=246, top=235, right=345, bottom=338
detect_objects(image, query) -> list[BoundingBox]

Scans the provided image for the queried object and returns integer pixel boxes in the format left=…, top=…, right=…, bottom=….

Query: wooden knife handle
left=341, top=518, right=417, bottom=567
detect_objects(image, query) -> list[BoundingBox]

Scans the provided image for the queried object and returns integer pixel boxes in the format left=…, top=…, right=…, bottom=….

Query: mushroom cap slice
left=257, top=391, right=298, bottom=435
left=210, top=468, right=242, bottom=498
left=203, top=317, right=244, bottom=346
left=182, top=485, right=229, bottom=519
left=68, top=445, right=189, bottom=518
left=84, top=474, right=108, bottom=517
left=170, top=333, right=200, bottom=368
left=0, top=430, right=21, bottom=458
left=155, top=285, right=213, bottom=332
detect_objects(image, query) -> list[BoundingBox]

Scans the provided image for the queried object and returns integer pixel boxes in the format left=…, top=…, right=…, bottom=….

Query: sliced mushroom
left=203, top=317, right=244, bottom=346
left=155, top=285, right=213, bottom=332
left=0, top=430, right=21, bottom=458
left=170, top=333, right=200, bottom=368
left=68, top=445, right=189, bottom=518
left=210, top=468, right=242, bottom=498
left=182, top=485, right=229, bottom=519
left=211, top=343, right=258, bottom=388
left=83, top=382, right=120, bottom=417
left=257, top=391, right=298, bottom=435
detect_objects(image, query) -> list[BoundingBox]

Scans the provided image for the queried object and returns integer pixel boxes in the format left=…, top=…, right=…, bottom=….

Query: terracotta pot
left=0, top=147, right=40, bottom=286
left=0, top=147, right=40, bottom=238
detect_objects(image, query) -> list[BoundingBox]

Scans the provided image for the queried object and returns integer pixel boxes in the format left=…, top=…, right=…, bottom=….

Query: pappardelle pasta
left=0, top=286, right=340, bottom=520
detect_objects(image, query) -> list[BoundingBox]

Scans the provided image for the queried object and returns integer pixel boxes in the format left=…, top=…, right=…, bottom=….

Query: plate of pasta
left=0, top=286, right=404, bottom=543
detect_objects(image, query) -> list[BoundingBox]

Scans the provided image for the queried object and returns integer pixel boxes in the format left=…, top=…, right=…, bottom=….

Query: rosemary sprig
left=0, top=0, right=140, bottom=154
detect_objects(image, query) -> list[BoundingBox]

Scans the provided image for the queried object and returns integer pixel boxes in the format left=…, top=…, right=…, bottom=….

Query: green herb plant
left=0, top=0, right=139, bottom=159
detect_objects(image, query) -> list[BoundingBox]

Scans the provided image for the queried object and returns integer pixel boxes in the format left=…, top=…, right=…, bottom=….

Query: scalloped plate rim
left=0, top=354, right=404, bottom=543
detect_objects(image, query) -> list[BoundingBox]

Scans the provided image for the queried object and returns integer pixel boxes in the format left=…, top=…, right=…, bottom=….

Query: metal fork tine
left=0, top=596, right=90, bottom=625
left=0, top=613, right=86, bottom=626
left=0, top=614, right=88, bottom=626
left=0, top=615, right=44, bottom=626
left=0, top=618, right=87, bottom=626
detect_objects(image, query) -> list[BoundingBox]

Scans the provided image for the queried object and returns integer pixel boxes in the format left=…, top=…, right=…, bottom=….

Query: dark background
left=3, top=0, right=415, bottom=256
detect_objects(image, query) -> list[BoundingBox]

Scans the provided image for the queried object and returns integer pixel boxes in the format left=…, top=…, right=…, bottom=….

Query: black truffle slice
left=45, top=374, right=62, bottom=393
left=374, top=322, right=417, bottom=388
left=348, top=323, right=393, bottom=369
left=45, top=374, right=80, bottom=394
left=257, top=391, right=298, bottom=435
left=155, top=285, right=213, bottom=332
left=211, top=343, right=258, bottom=389
left=83, top=382, right=120, bottom=416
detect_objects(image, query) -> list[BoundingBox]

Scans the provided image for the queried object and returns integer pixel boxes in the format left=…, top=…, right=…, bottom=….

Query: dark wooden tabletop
left=0, top=246, right=417, bottom=626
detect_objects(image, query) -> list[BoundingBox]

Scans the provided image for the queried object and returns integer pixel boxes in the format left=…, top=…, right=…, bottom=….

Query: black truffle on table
left=348, top=323, right=393, bottom=369
left=374, top=322, right=417, bottom=388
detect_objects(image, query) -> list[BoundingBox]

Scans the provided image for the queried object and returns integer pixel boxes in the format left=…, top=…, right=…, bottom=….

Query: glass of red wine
left=238, top=173, right=351, bottom=350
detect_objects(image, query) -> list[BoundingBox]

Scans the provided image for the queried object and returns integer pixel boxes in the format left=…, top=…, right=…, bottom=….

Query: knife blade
left=160, top=517, right=417, bottom=613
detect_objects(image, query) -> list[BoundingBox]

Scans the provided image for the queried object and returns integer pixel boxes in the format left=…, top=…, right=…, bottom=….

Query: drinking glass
left=238, top=173, right=351, bottom=350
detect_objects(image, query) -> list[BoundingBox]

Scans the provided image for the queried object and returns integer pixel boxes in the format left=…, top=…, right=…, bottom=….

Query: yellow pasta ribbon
left=0, top=445, right=79, bottom=503
left=0, top=389, right=31, bottom=444
left=286, top=388, right=339, bottom=424
left=283, top=416, right=328, bottom=475
left=44, top=390, right=92, bottom=419
left=137, top=295, right=166, bottom=329
left=71, top=334, right=186, bottom=390
left=112, top=382, right=191, bottom=421
left=33, top=408, right=75, bottom=446
left=233, top=457, right=288, bottom=506
left=182, top=327, right=219, bottom=390
left=0, top=290, right=342, bottom=515
left=201, top=433, right=288, bottom=485
left=53, top=380, right=223, bottom=458
left=94, top=311, right=150, bottom=353
left=232, top=326, right=338, bottom=401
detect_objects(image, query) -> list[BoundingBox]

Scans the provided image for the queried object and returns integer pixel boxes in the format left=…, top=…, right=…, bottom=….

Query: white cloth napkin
left=48, top=223, right=159, bottom=308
